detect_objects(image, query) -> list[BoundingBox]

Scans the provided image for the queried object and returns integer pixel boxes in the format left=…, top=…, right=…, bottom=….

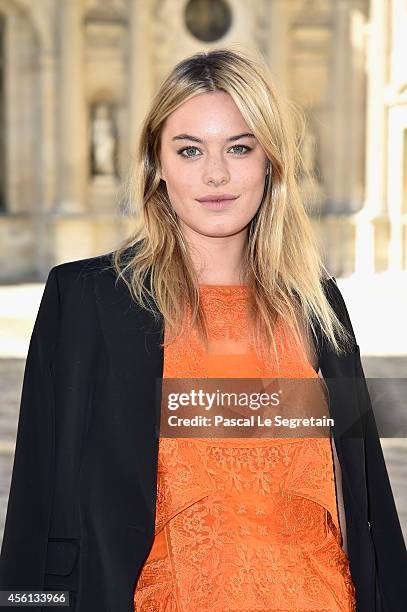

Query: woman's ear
left=158, top=165, right=166, bottom=182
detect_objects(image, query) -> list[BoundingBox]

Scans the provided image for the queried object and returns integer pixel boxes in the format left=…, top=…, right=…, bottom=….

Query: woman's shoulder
left=320, top=276, right=352, bottom=323
left=321, top=274, right=337, bottom=289
left=318, top=275, right=358, bottom=352
left=51, top=243, right=139, bottom=289
left=42, top=251, right=119, bottom=319
left=52, top=250, right=116, bottom=282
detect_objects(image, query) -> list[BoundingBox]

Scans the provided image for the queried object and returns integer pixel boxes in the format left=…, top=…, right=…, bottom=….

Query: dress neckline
left=199, top=284, right=248, bottom=289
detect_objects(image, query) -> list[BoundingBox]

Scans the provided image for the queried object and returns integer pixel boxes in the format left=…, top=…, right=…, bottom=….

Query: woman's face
left=159, top=91, right=269, bottom=241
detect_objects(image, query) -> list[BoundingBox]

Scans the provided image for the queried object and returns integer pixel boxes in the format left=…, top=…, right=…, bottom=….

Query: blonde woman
left=0, top=49, right=405, bottom=612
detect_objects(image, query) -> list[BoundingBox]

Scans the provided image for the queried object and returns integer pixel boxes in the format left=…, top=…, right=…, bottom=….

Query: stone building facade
left=0, top=0, right=405, bottom=280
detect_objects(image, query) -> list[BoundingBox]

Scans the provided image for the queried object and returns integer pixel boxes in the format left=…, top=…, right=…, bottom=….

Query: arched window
left=184, top=0, right=232, bottom=43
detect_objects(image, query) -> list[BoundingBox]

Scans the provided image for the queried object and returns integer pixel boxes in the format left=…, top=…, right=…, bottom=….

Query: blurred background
left=0, top=0, right=406, bottom=542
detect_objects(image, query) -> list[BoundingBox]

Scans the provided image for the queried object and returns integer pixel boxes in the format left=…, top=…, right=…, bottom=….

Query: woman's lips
left=197, top=197, right=239, bottom=211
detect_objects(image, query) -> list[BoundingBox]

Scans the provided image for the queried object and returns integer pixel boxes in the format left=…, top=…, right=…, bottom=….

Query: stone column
left=330, top=0, right=351, bottom=213
left=387, top=108, right=405, bottom=272
left=57, top=0, right=87, bottom=213
left=354, top=0, right=386, bottom=275
left=386, top=0, right=406, bottom=272
left=265, top=0, right=291, bottom=96
left=38, top=46, right=58, bottom=273
left=128, top=0, right=155, bottom=160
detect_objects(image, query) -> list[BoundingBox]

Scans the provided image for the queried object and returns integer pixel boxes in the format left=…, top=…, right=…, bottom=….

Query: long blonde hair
left=110, top=47, right=354, bottom=370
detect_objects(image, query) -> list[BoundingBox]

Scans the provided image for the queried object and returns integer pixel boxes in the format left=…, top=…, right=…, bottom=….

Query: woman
left=0, top=49, right=406, bottom=612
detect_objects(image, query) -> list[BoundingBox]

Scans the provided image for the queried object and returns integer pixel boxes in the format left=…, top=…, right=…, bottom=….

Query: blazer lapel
left=316, top=281, right=368, bottom=528
left=78, top=265, right=164, bottom=610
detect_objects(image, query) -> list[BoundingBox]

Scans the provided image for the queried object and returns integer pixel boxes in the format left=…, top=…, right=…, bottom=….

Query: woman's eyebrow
left=171, top=132, right=256, bottom=143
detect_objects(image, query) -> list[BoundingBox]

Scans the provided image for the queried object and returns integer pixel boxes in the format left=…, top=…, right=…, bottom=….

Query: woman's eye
left=178, top=146, right=200, bottom=158
left=177, top=144, right=252, bottom=158
left=230, top=145, right=251, bottom=155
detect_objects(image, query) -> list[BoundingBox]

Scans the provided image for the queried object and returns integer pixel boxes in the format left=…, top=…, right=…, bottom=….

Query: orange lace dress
left=133, top=286, right=356, bottom=611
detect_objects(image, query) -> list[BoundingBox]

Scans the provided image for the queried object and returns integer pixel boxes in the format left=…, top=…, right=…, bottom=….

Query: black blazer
left=0, top=246, right=406, bottom=612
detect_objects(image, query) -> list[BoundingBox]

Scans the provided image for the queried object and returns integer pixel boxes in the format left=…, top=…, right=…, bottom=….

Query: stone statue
left=91, top=102, right=116, bottom=177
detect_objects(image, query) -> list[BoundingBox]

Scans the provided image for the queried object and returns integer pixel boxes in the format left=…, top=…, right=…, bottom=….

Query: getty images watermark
left=157, top=377, right=334, bottom=439
left=154, top=377, right=407, bottom=439
left=165, top=386, right=334, bottom=430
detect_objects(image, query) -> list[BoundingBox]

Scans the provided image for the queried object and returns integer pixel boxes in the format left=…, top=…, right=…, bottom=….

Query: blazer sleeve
left=0, top=266, right=61, bottom=590
left=355, top=350, right=407, bottom=610
left=331, top=278, right=407, bottom=611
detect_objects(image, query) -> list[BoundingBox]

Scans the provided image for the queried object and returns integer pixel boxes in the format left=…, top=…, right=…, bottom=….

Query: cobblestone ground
left=0, top=356, right=406, bottom=546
